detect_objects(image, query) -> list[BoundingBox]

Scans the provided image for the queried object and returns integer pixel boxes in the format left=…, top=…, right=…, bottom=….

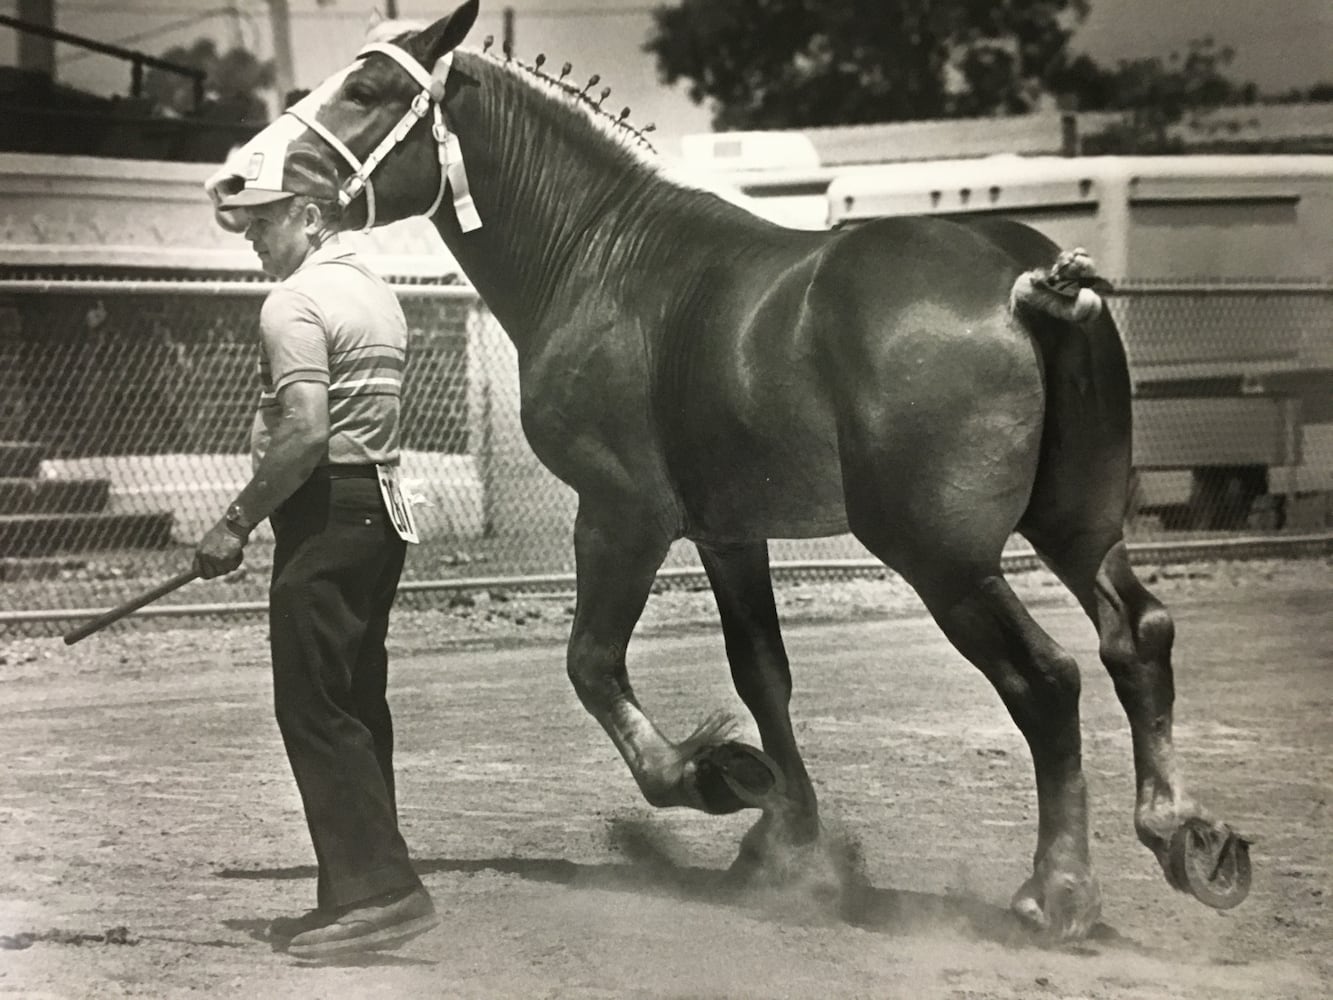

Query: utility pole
left=384, top=0, right=399, bottom=17
left=267, top=0, right=295, bottom=99
left=17, top=0, right=55, bottom=80
left=503, top=6, right=515, bottom=54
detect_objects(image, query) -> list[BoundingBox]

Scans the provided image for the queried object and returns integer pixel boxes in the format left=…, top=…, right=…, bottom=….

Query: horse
left=207, top=0, right=1250, bottom=939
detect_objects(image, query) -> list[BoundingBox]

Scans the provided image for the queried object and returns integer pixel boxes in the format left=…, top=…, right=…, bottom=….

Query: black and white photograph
left=1, top=0, right=1330, bottom=996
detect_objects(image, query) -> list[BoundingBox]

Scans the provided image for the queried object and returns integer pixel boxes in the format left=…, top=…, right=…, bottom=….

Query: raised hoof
left=1011, top=870, right=1103, bottom=942
left=692, top=741, right=786, bottom=814
left=1167, top=818, right=1252, bottom=909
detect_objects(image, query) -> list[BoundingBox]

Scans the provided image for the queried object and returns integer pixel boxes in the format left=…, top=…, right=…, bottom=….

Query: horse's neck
left=432, top=56, right=707, bottom=350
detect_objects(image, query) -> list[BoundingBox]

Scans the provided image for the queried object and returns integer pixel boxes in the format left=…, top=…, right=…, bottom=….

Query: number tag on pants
left=376, top=464, right=420, bottom=544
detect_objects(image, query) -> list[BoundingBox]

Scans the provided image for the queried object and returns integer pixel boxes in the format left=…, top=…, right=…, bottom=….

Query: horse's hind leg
left=842, top=456, right=1102, bottom=936
left=565, top=503, right=779, bottom=814
left=1025, top=527, right=1253, bottom=909
left=906, top=564, right=1102, bottom=939
left=1017, top=295, right=1251, bottom=910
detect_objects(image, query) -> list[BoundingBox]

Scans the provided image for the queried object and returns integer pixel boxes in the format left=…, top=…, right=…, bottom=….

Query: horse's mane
left=369, top=21, right=770, bottom=225
left=463, top=41, right=773, bottom=220
left=477, top=39, right=661, bottom=156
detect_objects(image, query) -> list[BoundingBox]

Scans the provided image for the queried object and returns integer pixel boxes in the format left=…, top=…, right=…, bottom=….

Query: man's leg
left=269, top=476, right=420, bottom=912
left=349, top=536, right=408, bottom=816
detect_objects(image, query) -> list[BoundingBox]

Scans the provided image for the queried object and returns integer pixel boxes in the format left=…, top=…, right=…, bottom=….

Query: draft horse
left=209, top=0, right=1250, bottom=939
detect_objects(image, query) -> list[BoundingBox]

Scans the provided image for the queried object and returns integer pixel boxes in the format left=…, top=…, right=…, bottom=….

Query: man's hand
left=194, top=519, right=247, bottom=579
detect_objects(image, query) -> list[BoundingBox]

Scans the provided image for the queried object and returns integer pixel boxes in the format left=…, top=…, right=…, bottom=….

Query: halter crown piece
left=284, top=42, right=482, bottom=233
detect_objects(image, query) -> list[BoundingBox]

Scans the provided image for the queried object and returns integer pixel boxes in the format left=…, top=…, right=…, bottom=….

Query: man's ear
left=301, top=200, right=326, bottom=235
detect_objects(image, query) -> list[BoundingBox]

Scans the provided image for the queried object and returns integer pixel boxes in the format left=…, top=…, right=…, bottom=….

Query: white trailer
left=824, top=156, right=1333, bottom=530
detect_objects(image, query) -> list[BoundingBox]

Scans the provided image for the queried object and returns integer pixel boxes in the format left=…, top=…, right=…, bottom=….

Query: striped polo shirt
left=252, top=236, right=407, bottom=468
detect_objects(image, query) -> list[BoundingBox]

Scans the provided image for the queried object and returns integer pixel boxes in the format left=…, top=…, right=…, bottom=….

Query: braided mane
left=472, top=36, right=660, bottom=156
left=375, top=20, right=658, bottom=156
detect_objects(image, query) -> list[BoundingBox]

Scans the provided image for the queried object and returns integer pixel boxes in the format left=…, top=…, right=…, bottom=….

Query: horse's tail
left=973, top=223, right=1137, bottom=543
left=1009, top=247, right=1113, bottom=326
left=954, top=217, right=1135, bottom=539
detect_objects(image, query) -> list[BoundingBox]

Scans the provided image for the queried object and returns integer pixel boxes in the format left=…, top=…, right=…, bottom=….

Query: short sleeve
left=259, top=287, right=330, bottom=392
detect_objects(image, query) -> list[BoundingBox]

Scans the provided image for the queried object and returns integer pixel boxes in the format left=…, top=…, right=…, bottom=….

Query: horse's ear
left=417, top=0, right=479, bottom=62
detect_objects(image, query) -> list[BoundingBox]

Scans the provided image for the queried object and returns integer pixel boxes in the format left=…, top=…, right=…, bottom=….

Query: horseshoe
left=1168, top=818, right=1252, bottom=909
left=713, top=742, right=787, bottom=811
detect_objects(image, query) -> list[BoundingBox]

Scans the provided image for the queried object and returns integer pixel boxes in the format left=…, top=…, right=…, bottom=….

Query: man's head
left=218, top=145, right=345, bottom=278
left=239, top=195, right=344, bottom=279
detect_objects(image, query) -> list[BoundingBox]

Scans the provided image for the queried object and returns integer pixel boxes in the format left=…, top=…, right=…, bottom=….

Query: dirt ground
left=2, top=558, right=1330, bottom=999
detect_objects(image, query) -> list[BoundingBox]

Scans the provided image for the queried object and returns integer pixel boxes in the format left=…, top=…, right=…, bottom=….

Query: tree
left=643, top=0, right=1092, bottom=129
left=142, top=38, right=276, bottom=126
left=1050, top=37, right=1259, bottom=153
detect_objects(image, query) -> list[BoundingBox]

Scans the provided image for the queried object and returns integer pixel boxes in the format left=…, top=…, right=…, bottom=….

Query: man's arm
left=193, top=381, right=329, bottom=578
left=232, top=380, right=329, bottom=526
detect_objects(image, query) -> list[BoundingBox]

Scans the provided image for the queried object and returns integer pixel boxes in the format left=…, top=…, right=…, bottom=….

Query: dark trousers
left=268, top=470, right=419, bottom=910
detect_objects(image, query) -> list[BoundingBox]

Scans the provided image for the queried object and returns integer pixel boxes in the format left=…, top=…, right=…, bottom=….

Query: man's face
left=242, top=199, right=313, bottom=279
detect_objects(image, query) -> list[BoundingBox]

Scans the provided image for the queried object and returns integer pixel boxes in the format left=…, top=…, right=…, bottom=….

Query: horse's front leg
left=568, top=505, right=781, bottom=813
left=698, top=543, right=820, bottom=837
left=697, top=542, right=867, bottom=904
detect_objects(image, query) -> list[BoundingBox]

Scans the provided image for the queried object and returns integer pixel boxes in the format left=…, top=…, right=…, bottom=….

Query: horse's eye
left=344, top=84, right=375, bottom=105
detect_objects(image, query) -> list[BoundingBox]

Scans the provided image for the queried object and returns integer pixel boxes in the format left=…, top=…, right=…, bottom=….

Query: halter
left=284, top=42, right=482, bottom=233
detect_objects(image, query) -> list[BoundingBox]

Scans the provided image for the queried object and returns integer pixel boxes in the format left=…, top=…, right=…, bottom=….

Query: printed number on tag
left=376, top=464, right=420, bottom=544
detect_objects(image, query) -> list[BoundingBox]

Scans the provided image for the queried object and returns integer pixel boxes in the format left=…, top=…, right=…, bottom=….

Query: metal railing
left=0, top=13, right=206, bottom=109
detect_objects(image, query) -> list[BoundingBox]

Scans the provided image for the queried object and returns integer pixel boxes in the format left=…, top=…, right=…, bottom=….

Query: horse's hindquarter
left=805, top=218, right=1049, bottom=554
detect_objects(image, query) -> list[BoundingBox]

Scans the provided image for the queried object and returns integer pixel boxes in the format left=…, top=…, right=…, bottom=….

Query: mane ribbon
left=284, top=42, right=482, bottom=233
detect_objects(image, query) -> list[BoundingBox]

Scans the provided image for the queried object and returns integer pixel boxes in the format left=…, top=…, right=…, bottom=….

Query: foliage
left=644, top=0, right=1092, bottom=129
left=142, top=38, right=275, bottom=126
left=1051, top=36, right=1258, bottom=153
left=1267, top=81, right=1333, bottom=104
left=644, top=1, right=1330, bottom=155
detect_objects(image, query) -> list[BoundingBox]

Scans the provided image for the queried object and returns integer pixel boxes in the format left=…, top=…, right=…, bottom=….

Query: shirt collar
left=291, top=232, right=355, bottom=278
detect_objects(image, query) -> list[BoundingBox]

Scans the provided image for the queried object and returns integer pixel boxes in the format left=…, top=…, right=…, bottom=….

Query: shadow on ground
left=216, top=817, right=1133, bottom=955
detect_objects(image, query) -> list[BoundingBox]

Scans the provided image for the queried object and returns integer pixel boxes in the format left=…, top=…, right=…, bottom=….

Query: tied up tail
left=1010, top=247, right=1114, bottom=324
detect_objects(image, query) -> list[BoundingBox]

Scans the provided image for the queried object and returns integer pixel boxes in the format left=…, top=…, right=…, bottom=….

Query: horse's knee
left=565, top=634, right=628, bottom=714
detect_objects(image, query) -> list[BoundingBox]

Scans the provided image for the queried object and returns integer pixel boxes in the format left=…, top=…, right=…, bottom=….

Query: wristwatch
left=223, top=501, right=255, bottom=539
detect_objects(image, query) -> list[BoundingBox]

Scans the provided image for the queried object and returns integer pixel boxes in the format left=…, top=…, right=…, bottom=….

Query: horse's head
left=207, top=0, right=481, bottom=234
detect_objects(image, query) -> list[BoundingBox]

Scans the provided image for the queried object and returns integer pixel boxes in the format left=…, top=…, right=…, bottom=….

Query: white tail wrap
left=1010, top=248, right=1108, bottom=324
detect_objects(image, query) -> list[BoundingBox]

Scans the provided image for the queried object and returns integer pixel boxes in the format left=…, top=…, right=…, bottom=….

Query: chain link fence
left=1, top=276, right=1330, bottom=632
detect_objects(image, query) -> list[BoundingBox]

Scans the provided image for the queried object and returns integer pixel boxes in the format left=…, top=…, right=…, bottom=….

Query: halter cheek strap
left=286, top=42, right=482, bottom=234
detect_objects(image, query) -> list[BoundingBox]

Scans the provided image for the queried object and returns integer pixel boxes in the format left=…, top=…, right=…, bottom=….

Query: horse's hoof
left=693, top=742, right=786, bottom=814
left=1011, top=869, right=1102, bottom=942
left=1167, top=818, right=1252, bottom=909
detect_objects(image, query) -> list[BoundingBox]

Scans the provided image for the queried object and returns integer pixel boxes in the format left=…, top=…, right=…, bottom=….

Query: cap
left=217, top=144, right=342, bottom=209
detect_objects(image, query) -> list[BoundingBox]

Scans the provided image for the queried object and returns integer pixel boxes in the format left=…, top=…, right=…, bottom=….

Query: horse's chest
left=515, top=325, right=675, bottom=510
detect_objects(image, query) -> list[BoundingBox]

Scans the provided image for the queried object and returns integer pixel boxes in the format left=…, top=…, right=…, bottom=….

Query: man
left=194, top=144, right=435, bottom=958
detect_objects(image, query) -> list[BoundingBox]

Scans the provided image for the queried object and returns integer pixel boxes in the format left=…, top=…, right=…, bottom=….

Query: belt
left=309, top=464, right=378, bottom=480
